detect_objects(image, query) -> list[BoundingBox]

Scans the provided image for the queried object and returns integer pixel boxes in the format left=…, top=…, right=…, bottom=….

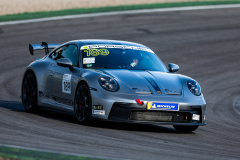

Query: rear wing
left=29, top=42, right=61, bottom=55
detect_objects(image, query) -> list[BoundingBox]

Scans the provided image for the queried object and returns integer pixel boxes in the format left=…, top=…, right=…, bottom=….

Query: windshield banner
left=80, top=45, right=153, bottom=53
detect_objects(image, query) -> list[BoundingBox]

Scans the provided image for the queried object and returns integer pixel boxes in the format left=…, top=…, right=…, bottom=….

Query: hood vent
left=132, top=88, right=152, bottom=94
left=164, top=89, right=182, bottom=95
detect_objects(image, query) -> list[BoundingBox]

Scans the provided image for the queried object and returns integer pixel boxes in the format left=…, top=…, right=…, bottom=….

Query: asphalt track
left=0, top=7, right=240, bottom=160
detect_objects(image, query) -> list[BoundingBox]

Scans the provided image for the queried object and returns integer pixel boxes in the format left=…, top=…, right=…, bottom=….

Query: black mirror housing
left=168, top=63, right=179, bottom=73
left=57, top=58, right=73, bottom=71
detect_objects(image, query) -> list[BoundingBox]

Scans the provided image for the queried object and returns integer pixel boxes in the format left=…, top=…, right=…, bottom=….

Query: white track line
left=0, top=143, right=128, bottom=160
left=0, top=4, right=240, bottom=26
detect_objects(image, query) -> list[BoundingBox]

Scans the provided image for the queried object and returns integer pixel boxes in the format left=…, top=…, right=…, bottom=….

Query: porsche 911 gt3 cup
left=21, top=39, right=206, bottom=132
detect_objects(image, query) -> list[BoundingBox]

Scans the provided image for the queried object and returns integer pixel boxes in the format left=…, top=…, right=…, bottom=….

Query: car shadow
left=0, top=100, right=195, bottom=134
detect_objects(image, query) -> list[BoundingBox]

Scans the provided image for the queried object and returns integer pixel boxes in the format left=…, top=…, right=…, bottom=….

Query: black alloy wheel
left=74, top=82, right=91, bottom=124
left=22, top=71, right=38, bottom=113
left=173, top=125, right=199, bottom=132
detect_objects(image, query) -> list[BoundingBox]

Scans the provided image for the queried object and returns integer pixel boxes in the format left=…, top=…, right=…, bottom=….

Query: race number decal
left=84, top=49, right=109, bottom=56
left=62, top=74, right=72, bottom=94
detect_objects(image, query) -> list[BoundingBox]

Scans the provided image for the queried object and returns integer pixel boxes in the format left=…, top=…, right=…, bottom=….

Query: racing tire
left=21, top=71, right=38, bottom=113
left=74, top=82, right=92, bottom=125
left=173, top=125, right=199, bottom=132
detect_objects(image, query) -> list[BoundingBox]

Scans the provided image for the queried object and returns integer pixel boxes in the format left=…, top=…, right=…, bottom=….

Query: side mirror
left=168, top=63, right=179, bottom=73
left=57, top=58, right=73, bottom=71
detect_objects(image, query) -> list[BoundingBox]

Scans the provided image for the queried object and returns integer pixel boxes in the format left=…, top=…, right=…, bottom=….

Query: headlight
left=98, top=75, right=118, bottom=92
left=187, top=79, right=201, bottom=96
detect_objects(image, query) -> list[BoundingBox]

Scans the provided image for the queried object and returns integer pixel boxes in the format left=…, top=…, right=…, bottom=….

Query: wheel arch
left=21, top=68, right=39, bottom=110
left=74, top=80, right=90, bottom=97
left=21, top=68, right=38, bottom=97
left=73, top=79, right=93, bottom=121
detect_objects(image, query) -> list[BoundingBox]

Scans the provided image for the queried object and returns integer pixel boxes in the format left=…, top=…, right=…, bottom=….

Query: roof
left=79, top=39, right=148, bottom=48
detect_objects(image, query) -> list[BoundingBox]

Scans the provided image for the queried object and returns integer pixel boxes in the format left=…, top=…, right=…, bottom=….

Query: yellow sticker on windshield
left=84, top=50, right=90, bottom=56
left=100, top=49, right=109, bottom=56
left=90, top=49, right=100, bottom=56
left=85, top=49, right=109, bottom=56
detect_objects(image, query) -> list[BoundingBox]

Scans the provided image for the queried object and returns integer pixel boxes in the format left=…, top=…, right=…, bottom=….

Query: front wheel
left=21, top=71, right=38, bottom=113
left=173, top=125, right=199, bottom=132
left=74, top=82, right=92, bottom=125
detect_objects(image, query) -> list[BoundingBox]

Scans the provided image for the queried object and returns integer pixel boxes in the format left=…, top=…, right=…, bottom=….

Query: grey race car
left=21, top=39, right=206, bottom=132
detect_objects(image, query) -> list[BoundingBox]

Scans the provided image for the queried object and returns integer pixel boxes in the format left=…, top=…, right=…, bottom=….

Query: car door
left=48, top=44, right=80, bottom=110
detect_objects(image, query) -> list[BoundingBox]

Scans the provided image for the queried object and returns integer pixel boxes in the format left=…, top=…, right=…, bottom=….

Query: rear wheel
left=74, top=82, right=92, bottom=125
left=21, top=71, right=38, bottom=113
left=173, top=125, right=199, bottom=132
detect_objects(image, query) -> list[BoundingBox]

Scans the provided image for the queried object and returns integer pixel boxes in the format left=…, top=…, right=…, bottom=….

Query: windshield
left=81, top=45, right=168, bottom=72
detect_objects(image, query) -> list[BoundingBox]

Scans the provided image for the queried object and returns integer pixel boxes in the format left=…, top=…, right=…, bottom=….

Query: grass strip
left=0, top=0, right=240, bottom=22
left=0, top=146, right=106, bottom=160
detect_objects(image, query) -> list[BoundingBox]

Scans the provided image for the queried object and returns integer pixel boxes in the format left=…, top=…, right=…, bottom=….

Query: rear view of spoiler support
left=29, top=42, right=60, bottom=55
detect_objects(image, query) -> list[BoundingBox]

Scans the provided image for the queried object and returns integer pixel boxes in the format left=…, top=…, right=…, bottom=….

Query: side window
left=51, top=47, right=64, bottom=60
left=51, top=45, right=79, bottom=66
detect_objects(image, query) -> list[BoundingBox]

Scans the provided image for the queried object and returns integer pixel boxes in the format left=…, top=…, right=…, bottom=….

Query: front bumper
left=91, top=91, right=206, bottom=125
left=107, top=102, right=205, bottom=125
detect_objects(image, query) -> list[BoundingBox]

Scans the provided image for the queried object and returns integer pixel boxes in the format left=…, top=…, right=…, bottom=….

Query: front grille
left=130, top=111, right=191, bottom=123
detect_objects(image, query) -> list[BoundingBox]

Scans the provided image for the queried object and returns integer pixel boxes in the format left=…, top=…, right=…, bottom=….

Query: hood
left=102, top=69, right=183, bottom=96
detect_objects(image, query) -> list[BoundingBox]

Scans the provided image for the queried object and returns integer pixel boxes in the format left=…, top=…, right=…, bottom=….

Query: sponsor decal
left=80, top=45, right=154, bottom=53
left=84, top=49, right=109, bottom=56
left=92, top=110, right=105, bottom=115
left=83, top=57, right=95, bottom=64
left=147, top=102, right=179, bottom=111
left=86, top=64, right=92, bottom=67
left=62, top=74, right=72, bottom=94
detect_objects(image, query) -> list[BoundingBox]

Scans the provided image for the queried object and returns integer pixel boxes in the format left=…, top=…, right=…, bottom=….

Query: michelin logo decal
left=148, top=102, right=179, bottom=111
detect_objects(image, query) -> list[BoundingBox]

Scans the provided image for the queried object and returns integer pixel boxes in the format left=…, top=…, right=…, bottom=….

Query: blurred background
left=0, top=0, right=213, bottom=15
